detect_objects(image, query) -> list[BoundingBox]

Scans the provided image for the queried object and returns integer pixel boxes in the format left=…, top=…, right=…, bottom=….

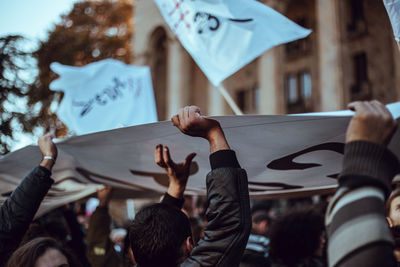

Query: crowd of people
left=0, top=100, right=399, bottom=267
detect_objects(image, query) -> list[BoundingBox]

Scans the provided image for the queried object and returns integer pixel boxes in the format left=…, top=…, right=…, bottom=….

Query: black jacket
left=180, top=150, right=252, bottom=267
left=0, top=166, right=54, bottom=265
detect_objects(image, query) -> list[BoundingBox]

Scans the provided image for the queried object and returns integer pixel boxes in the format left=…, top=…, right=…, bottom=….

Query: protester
left=240, top=206, right=271, bottom=267
left=325, top=100, right=399, bottom=267
left=386, top=188, right=400, bottom=264
left=129, top=105, right=251, bottom=267
left=0, top=133, right=57, bottom=265
left=86, top=186, right=132, bottom=267
left=268, top=207, right=325, bottom=267
left=5, top=237, right=81, bottom=267
left=17, top=206, right=91, bottom=266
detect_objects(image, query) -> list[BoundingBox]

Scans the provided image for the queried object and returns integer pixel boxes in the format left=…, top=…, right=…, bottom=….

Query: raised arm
left=86, top=186, right=124, bottom=267
left=326, top=100, right=399, bottom=267
left=0, top=133, right=57, bottom=265
left=171, top=106, right=251, bottom=267
left=155, top=144, right=196, bottom=208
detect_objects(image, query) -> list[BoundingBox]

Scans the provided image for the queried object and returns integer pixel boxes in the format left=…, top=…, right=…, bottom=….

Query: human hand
left=155, top=144, right=196, bottom=199
left=97, top=186, right=112, bottom=207
left=171, top=106, right=230, bottom=152
left=38, top=133, right=58, bottom=170
left=346, top=100, right=397, bottom=146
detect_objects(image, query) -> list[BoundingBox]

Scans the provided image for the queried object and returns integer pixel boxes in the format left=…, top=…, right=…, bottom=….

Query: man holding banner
left=326, top=100, right=399, bottom=267
left=129, top=106, right=252, bottom=267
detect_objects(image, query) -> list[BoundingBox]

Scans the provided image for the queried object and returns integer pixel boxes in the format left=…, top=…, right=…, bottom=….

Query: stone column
left=316, top=0, right=343, bottom=111
left=207, top=83, right=225, bottom=116
left=257, top=0, right=287, bottom=115
left=167, top=39, right=191, bottom=118
left=258, top=48, right=280, bottom=114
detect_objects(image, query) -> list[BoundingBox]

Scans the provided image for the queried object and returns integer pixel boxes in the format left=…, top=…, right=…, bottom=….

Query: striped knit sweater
left=326, top=141, right=399, bottom=267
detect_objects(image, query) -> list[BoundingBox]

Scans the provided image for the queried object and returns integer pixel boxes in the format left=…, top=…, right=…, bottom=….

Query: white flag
left=154, top=0, right=311, bottom=86
left=384, top=0, right=400, bottom=42
left=50, top=59, right=157, bottom=135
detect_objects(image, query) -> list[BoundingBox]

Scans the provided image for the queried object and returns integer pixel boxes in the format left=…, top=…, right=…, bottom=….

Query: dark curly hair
left=269, top=207, right=325, bottom=266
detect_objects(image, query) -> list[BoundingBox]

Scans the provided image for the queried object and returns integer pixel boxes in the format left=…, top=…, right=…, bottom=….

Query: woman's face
left=35, top=248, right=69, bottom=267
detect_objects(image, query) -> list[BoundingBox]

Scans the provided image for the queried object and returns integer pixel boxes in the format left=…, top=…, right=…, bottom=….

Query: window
left=351, top=52, right=371, bottom=100
left=300, top=71, right=312, bottom=99
left=286, top=75, right=298, bottom=104
left=236, top=86, right=260, bottom=114
left=285, top=71, right=313, bottom=113
left=347, top=0, right=367, bottom=34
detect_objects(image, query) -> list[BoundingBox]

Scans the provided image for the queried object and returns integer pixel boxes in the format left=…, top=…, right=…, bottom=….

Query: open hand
left=155, top=144, right=196, bottom=199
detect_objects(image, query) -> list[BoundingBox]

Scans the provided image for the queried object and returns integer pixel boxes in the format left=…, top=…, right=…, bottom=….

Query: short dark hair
left=128, top=203, right=192, bottom=267
left=269, top=207, right=324, bottom=266
left=6, top=237, right=80, bottom=267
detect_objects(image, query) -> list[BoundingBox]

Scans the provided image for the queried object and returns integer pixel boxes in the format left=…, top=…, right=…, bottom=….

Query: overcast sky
left=0, top=0, right=81, bottom=41
left=0, top=0, right=82, bottom=151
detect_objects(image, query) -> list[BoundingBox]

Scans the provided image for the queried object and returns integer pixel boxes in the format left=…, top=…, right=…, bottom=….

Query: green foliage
left=0, top=35, right=37, bottom=154
left=27, top=0, right=134, bottom=138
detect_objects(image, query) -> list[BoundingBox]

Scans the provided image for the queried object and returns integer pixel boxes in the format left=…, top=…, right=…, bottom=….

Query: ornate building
left=132, top=0, right=400, bottom=120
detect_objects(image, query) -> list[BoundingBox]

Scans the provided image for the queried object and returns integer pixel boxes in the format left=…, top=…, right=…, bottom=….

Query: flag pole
left=217, top=85, right=243, bottom=115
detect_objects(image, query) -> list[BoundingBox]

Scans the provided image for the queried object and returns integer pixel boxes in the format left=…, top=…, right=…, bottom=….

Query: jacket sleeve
left=182, top=150, right=251, bottom=267
left=325, top=141, right=399, bottom=267
left=86, top=206, right=122, bottom=267
left=0, top=166, right=53, bottom=265
left=161, top=192, right=184, bottom=209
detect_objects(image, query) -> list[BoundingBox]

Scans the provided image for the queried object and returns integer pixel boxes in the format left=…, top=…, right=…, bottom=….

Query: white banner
left=50, top=59, right=157, bottom=135
left=384, top=0, right=400, bottom=42
left=1, top=103, right=400, bottom=217
left=154, top=0, right=311, bottom=86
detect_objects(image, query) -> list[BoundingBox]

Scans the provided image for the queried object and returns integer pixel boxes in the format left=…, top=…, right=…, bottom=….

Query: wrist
left=167, top=182, right=185, bottom=199
left=207, top=126, right=230, bottom=153
left=40, top=159, right=55, bottom=171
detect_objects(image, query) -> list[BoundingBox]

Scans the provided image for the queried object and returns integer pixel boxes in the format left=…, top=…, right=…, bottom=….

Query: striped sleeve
left=326, top=141, right=399, bottom=267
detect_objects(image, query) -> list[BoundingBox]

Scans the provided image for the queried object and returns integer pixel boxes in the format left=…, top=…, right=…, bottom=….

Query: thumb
left=184, top=153, right=196, bottom=168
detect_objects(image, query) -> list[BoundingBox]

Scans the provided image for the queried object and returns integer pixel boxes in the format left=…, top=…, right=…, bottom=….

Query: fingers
left=349, top=101, right=395, bottom=122
left=163, top=146, right=175, bottom=168
left=188, top=106, right=201, bottom=121
left=348, top=101, right=367, bottom=113
left=155, top=144, right=166, bottom=168
left=44, top=132, right=56, bottom=139
left=183, top=152, right=197, bottom=168
left=179, top=108, right=185, bottom=127
left=155, top=145, right=176, bottom=169
left=184, top=106, right=190, bottom=121
left=171, top=115, right=180, bottom=128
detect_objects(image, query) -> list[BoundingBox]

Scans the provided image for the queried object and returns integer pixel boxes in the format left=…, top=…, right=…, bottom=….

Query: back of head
left=129, top=203, right=192, bottom=267
left=269, top=207, right=324, bottom=266
left=6, top=237, right=79, bottom=267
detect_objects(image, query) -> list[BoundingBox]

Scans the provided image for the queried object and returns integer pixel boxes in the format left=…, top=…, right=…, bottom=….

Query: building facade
left=132, top=0, right=400, bottom=120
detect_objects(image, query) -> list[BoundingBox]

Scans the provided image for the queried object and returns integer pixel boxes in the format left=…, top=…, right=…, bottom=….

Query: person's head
left=6, top=237, right=79, bottom=267
left=387, top=188, right=400, bottom=227
left=251, top=209, right=271, bottom=237
left=269, top=207, right=325, bottom=266
left=128, top=203, right=193, bottom=267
